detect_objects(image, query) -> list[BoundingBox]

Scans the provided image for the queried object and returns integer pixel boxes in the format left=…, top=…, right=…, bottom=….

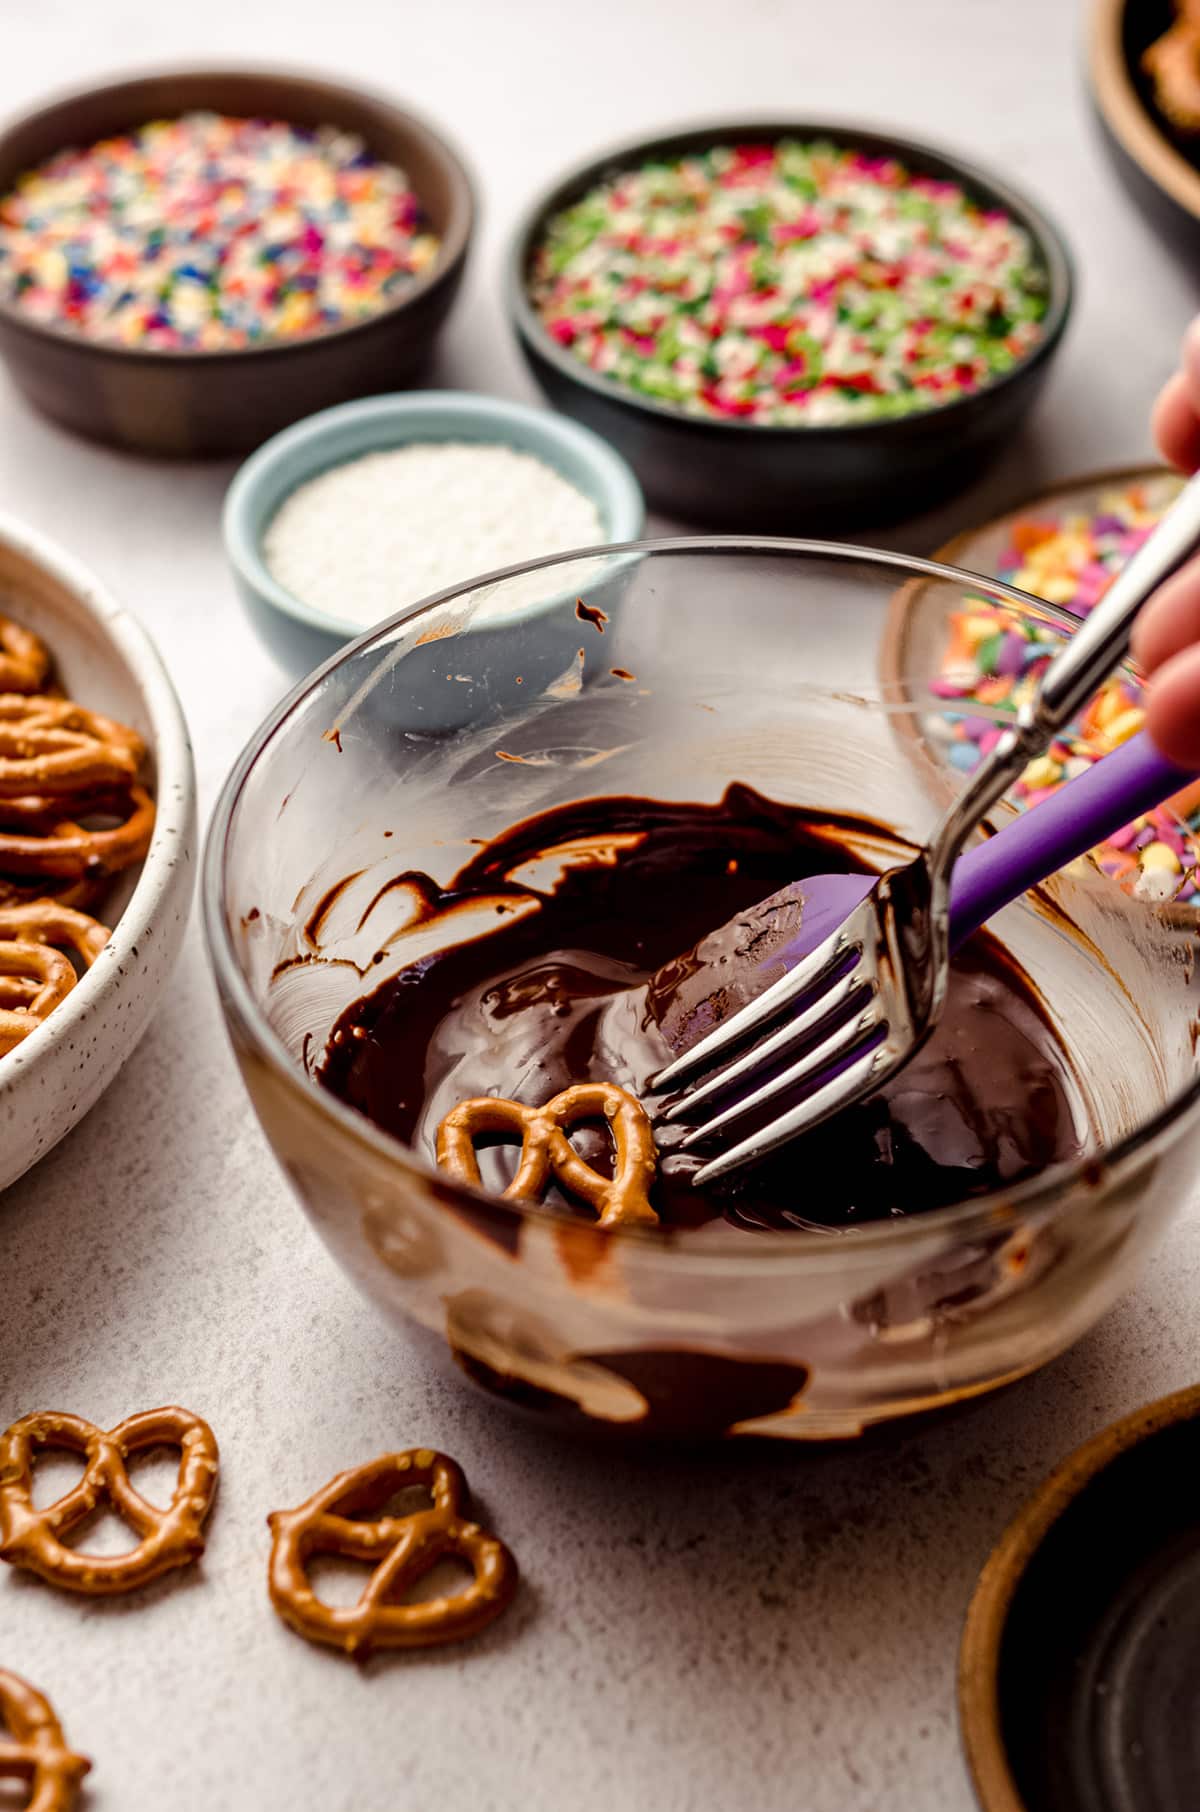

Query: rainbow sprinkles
left=0, top=111, right=440, bottom=351
left=931, top=476, right=1200, bottom=906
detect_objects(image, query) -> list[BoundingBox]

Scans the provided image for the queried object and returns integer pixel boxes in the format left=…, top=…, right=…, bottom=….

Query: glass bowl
left=203, top=539, right=1200, bottom=1443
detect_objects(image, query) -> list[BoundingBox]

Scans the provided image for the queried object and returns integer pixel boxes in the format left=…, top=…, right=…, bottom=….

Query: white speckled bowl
left=0, top=514, right=195, bottom=1190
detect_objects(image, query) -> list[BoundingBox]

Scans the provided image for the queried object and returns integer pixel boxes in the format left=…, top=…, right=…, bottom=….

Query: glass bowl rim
left=202, top=534, right=1200, bottom=1262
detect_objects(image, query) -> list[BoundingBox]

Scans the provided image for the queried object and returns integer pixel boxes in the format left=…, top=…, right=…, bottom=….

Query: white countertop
left=2, top=3, right=1199, bottom=1807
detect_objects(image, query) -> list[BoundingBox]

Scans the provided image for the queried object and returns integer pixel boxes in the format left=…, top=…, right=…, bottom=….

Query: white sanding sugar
left=262, top=440, right=605, bottom=628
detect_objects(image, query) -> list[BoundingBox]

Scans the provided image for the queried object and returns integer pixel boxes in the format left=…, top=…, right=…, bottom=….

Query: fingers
left=1152, top=370, right=1200, bottom=472
left=1144, top=644, right=1200, bottom=767
left=1131, top=551, right=1200, bottom=672
left=1153, top=320, right=1200, bottom=469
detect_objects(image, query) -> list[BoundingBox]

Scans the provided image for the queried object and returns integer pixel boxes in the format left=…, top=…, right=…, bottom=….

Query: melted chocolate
left=319, top=786, right=1086, bottom=1233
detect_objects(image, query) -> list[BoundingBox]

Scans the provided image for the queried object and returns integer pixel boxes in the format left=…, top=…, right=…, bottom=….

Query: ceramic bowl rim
left=0, top=509, right=194, bottom=1088
left=506, top=114, right=1074, bottom=443
left=958, top=1378, right=1200, bottom=1812
left=203, top=534, right=1200, bottom=1264
left=0, top=61, right=476, bottom=366
left=221, top=388, right=647, bottom=642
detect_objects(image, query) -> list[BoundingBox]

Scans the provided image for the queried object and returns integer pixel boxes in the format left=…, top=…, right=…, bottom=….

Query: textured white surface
left=1, top=3, right=1198, bottom=1809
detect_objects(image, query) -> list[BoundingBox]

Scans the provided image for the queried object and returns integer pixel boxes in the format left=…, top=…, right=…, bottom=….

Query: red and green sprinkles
left=0, top=112, right=440, bottom=351
left=528, top=140, right=1049, bottom=426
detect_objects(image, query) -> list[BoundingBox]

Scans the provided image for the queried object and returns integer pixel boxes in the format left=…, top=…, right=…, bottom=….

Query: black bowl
left=1088, top=0, right=1200, bottom=256
left=0, top=66, right=476, bottom=457
left=508, top=120, right=1074, bottom=531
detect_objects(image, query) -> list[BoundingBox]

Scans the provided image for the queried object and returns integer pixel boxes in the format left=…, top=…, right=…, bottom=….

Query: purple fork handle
left=949, top=730, right=1197, bottom=951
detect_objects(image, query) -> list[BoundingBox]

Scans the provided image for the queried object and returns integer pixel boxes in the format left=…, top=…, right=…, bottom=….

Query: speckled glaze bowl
left=0, top=514, right=195, bottom=1191
left=0, top=67, right=475, bottom=456
left=204, top=540, right=1200, bottom=1443
left=508, top=121, right=1073, bottom=529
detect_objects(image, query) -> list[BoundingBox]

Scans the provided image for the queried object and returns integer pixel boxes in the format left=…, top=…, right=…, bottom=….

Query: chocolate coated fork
left=653, top=470, right=1200, bottom=1184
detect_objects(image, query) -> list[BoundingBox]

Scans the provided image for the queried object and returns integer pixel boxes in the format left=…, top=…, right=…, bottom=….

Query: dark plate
left=0, top=66, right=475, bottom=456
left=1088, top=0, right=1200, bottom=252
left=507, top=118, right=1073, bottom=531
left=960, top=1382, right=1200, bottom=1811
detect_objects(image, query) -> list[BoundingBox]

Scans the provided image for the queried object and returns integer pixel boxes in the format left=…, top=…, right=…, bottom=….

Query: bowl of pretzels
left=0, top=512, right=194, bottom=1190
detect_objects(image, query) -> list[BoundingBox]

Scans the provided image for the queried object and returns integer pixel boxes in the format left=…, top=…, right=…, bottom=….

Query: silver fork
left=652, top=472, right=1200, bottom=1186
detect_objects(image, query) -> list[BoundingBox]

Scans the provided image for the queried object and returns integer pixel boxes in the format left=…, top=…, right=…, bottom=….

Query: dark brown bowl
left=0, top=67, right=475, bottom=456
left=960, top=1382, right=1200, bottom=1812
left=1088, top=0, right=1200, bottom=252
left=507, top=119, right=1073, bottom=531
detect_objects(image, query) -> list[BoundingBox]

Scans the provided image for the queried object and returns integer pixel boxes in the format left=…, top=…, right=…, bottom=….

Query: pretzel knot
left=0, top=1408, right=219, bottom=1595
left=0, top=906, right=111, bottom=1056
left=0, top=617, right=51, bottom=694
left=0, top=781, right=155, bottom=879
left=267, top=1448, right=518, bottom=1658
left=0, top=1669, right=90, bottom=1812
left=436, top=1082, right=659, bottom=1227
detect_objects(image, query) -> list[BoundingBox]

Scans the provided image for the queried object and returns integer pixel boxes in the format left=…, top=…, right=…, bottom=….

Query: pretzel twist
left=1145, top=6, right=1200, bottom=131
left=436, top=1081, right=659, bottom=1227
left=0, top=906, right=111, bottom=1054
left=0, top=616, right=51, bottom=694
left=0, top=1408, right=219, bottom=1594
left=0, top=945, right=78, bottom=1056
left=0, top=783, right=154, bottom=877
left=0, top=694, right=145, bottom=762
left=0, top=874, right=103, bottom=913
left=267, top=1448, right=517, bottom=1657
left=0, top=1669, right=90, bottom=1812
left=0, top=722, right=139, bottom=799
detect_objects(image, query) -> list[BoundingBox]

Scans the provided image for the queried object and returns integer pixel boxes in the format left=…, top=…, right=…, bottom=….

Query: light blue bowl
left=222, top=389, right=645, bottom=687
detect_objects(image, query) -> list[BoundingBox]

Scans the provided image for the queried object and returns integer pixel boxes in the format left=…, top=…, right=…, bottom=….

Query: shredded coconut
left=263, top=442, right=604, bottom=629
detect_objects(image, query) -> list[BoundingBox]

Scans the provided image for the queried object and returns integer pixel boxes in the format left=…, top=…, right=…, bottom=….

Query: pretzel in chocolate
left=0, top=1669, right=90, bottom=1811
left=0, top=782, right=155, bottom=878
left=0, top=616, right=51, bottom=695
left=267, top=1448, right=517, bottom=1657
left=0, top=1408, right=219, bottom=1595
left=436, top=1081, right=659, bottom=1226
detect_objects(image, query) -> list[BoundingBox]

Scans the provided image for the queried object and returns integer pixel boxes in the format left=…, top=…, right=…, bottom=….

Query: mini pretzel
left=0, top=1669, right=90, bottom=1812
left=0, top=783, right=155, bottom=877
left=0, top=1408, right=219, bottom=1595
left=1145, top=4, right=1200, bottom=130
left=0, top=906, right=110, bottom=1053
left=0, top=722, right=139, bottom=800
left=0, top=694, right=145, bottom=763
left=267, top=1448, right=517, bottom=1657
left=436, top=1081, right=659, bottom=1227
left=0, top=874, right=102, bottom=913
left=0, top=616, right=51, bottom=694
left=0, top=945, right=78, bottom=1056
left=0, top=901, right=111, bottom=963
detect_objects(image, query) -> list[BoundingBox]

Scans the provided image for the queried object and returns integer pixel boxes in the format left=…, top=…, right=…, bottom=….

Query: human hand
left=1131, top=321, right=1200, bottom=766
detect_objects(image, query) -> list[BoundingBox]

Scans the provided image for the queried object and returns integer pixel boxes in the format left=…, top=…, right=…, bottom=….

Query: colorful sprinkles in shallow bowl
left=527, top=138, right=1050, bottom=427
left=926, top=470, right=1200, bottom=907
left=0, top=111, right=440, bottom=351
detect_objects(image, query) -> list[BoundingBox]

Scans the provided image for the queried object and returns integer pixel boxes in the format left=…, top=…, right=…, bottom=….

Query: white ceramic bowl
left=0, top=513, right=195, bottom=1190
